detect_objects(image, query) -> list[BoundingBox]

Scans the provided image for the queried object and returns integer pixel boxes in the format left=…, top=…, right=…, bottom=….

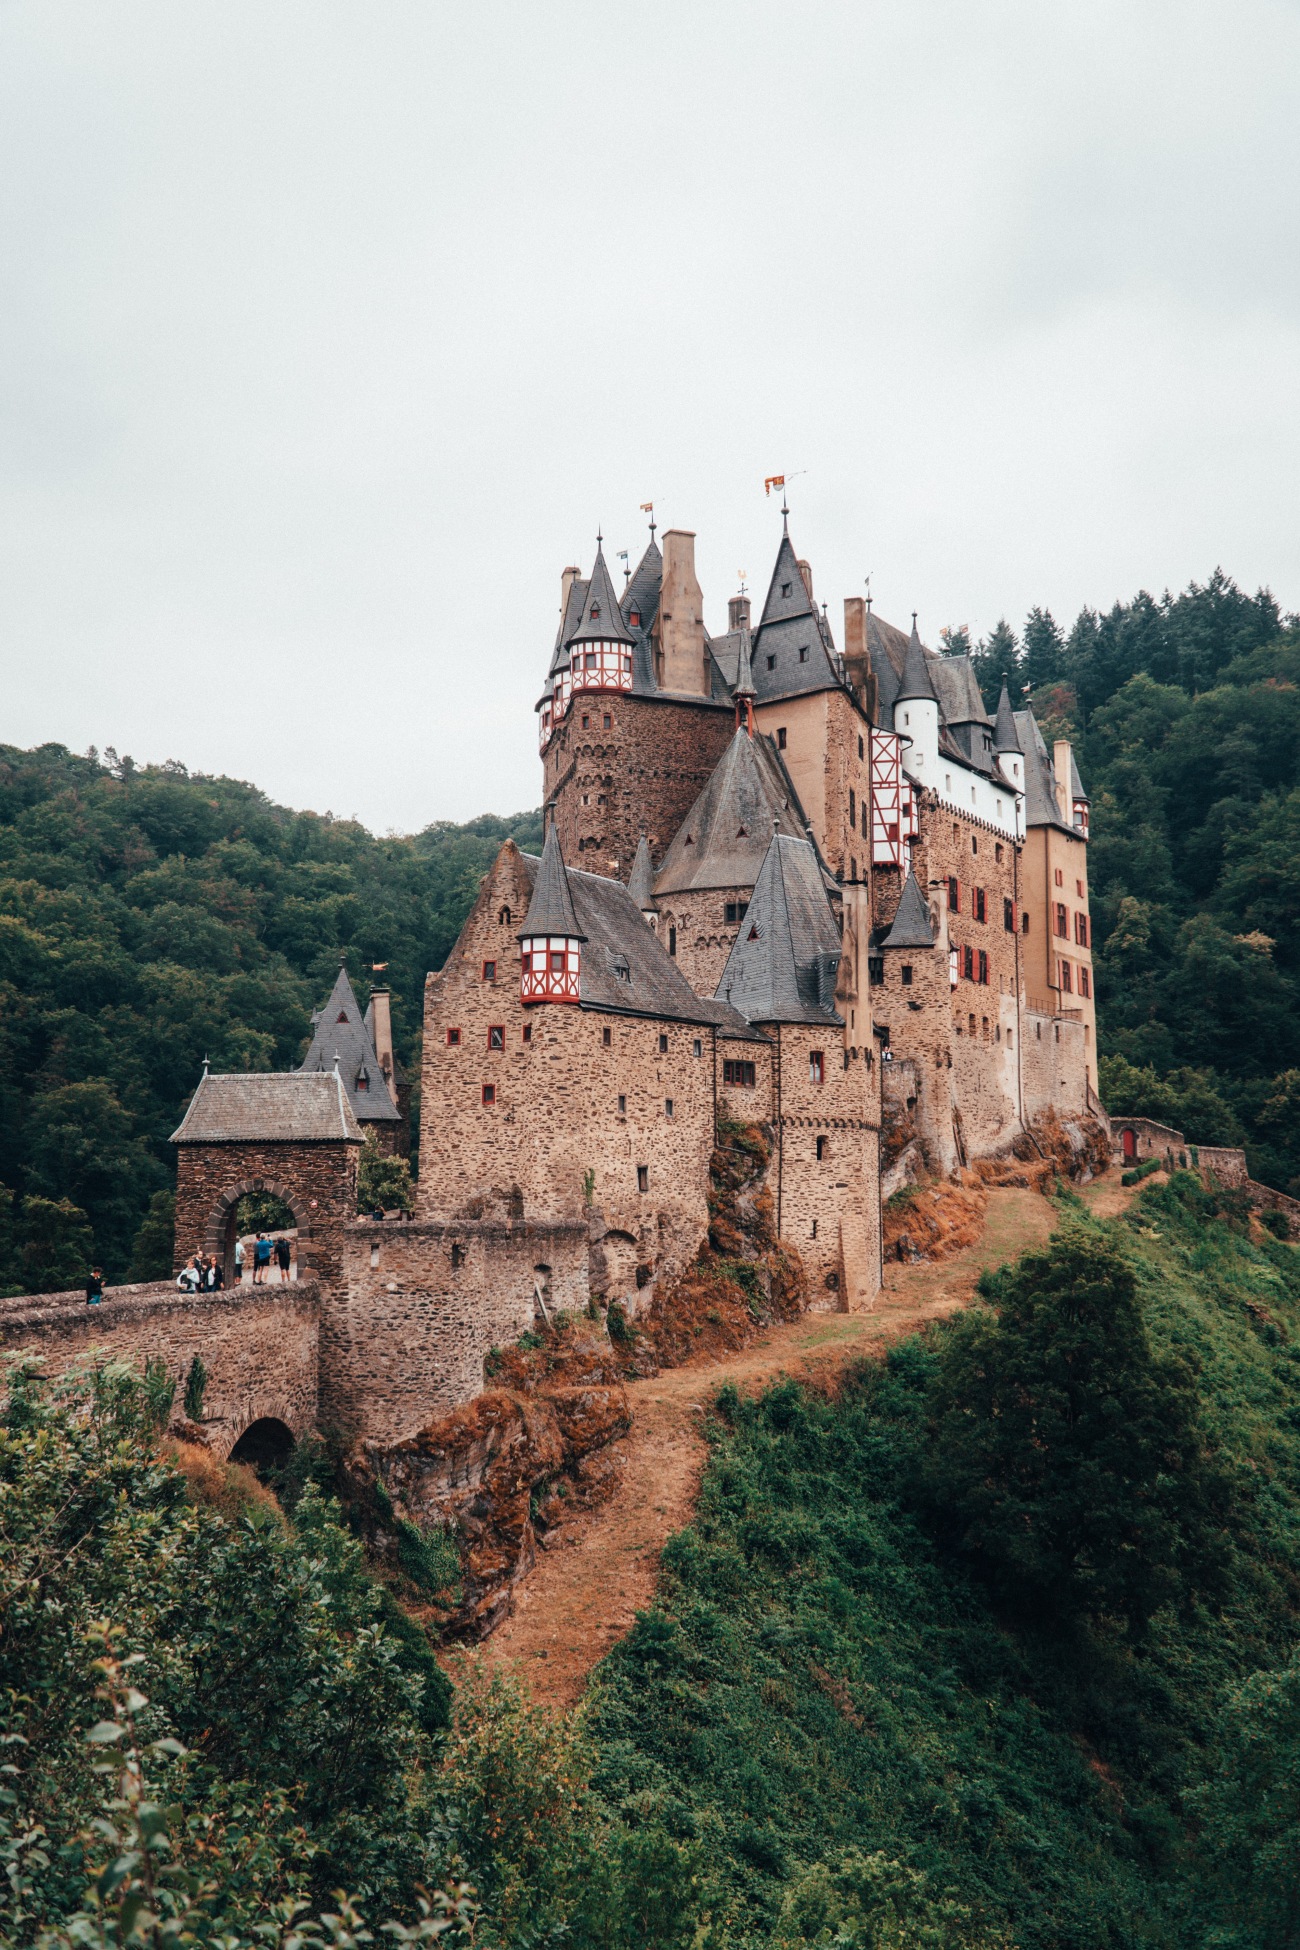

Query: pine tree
left=1021, top=607, right=1064, bottom=694
left=973, top=619, right=1020, bottom=711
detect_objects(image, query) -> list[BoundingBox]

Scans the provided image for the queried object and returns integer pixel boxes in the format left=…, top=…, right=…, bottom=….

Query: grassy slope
left=587, top=1182, right=1300, bottom=1949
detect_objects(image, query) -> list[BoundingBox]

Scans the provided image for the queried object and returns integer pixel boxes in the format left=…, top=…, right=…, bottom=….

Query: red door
left=1121, top=1128, right=1137, bottom=1161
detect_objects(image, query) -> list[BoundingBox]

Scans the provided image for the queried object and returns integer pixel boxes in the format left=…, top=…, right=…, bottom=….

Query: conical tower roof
left=994, top=679, right=1022, bottom=753
left=714, top=834, right=842, bottom=1025
left=896, top=615, right=938, bottom=704
left=653, top=725, right=816, bottom=896
left=568, top=539, right=635, bottom=646
left=881, top=869, right=935, bottom=949
left=299, top=962, right=400, bottom=1122
left=519, top=822, right=586, bottom=940
left=757, top=526, right=817, bottom=630
left=627, top=835, right=656, bottom=911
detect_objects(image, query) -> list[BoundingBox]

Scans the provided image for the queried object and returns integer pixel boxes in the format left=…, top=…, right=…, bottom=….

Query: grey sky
left=2, top=1, right=1297, bottom=831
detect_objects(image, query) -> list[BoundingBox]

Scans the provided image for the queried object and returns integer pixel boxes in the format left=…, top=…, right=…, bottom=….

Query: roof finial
left=782, top=495, right=790, bottom=535
left=201, top=1053, right=210, bottom=1077
left=596, top=526, right=603, bottom=548
left=332, top=1050, right=341, bottom=1073
left=640, top=500, right=655, bottom=539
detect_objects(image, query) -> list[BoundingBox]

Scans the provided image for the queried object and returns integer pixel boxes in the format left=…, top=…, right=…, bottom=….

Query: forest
left=0, top=562, right=1296, bottom=1287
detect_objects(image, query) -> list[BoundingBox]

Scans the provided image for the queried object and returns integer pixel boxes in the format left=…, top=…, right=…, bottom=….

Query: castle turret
left=519, top=823, right=586, bottom=1005
left=567, top=537, right=635, bottom=698
left=895, top=615, right=939, bottom=783
left=993, top=679, right=1025, bottom=836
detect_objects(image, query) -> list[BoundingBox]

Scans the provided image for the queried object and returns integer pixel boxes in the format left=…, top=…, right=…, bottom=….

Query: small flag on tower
left=640, top=501, right=653, bottom=513
left=764, top=475, right=785, bottom=496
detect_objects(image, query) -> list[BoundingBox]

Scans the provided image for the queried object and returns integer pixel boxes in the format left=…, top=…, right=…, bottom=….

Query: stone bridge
left=0, top=1279, right=320, bottom=1463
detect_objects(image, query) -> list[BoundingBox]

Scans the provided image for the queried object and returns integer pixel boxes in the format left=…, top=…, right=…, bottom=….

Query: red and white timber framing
left=521, top=935, right=582, bottom=1004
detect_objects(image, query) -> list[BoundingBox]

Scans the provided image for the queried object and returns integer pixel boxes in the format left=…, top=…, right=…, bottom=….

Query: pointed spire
left=519, top=821, right=586, bottom=941
left=568, top=538, right=635, bottom=645
left=896, top=614, right=937, bottom=704
left=733, top=621, right=755, bottom=731
left=627, top=835, right=656, bottom=913
left=881, top=869, right=936, bottom=949
left=757, top=526, right=817, bottom=629
left=994, top=678, right=1022, bottom=754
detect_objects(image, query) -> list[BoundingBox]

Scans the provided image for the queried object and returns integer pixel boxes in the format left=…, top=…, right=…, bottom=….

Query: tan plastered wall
left=753, top=688, right=873, bottom=882
left=1020, top=825, right=1096, bottom=1084
left=0, top=1282, right=321, bottom=1458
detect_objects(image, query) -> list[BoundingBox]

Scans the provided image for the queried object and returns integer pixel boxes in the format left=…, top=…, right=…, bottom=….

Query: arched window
left=498, top=906, right=511, bottom=925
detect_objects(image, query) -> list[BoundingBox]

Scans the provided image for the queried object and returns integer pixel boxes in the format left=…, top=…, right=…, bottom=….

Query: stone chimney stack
left=797, top=559, right=814, bottom=601
left=559, top=564, right=582, bottom=625
left=842, top=596, right=879, bottom=724
left=728, top=593, right=751, bottom=632
left=659, top=529, right=708, bottom=696
left=368, top=987, right=395, bottom=1092
left=1053, top=740, right=1073, bottom=822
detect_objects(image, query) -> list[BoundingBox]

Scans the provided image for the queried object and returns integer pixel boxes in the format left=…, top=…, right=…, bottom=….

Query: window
left=498, top=905, right=512, bottom=925
left=1075, top=912, right=1089, bottom=947
left=603, top=712, right=611, bottom=729
left=488, top=1024, right=504, bottom=1050
left=948, top=876, right=960, bottom=913
left=659, top=1032, right=669, bottom=1053
left=974, top=888, right=987, bottom=923
left=798, top=645, right=809, bottom=663
left=978, top=949, right=989, bottom=985
left=1079, top=967, right=1091, bottom=998
left=665, top=1099, right=674, bottom=1118
left=851, top=857, right=857, bottom=881
left=816, top=1135, right=829, bottom=1161
left=602, top=1025, right=612, bottom=1047
left=1054, top=867, right=1064, bottom=887
left=629, top=608, right=640, bottom=626
left=637, top=1165, right=649, bottom=1193
left=862, top=803, right=868, bottom=838
left=1059, top=958, right=1073, bottom=994
left=1004, top=897, right=1015, bottom=932
left=995, top=843, right=1004, bottom=863
left=858, top=735, right=864, bottom=758
left=777, top=727, right=787, bottom=749
left=901, top=964, right=913, bottom=986
left=522, top=1024, right=532, bottom=1043
left=482, top=960, right=496, bottom=981
left=849, top=788, right=856, bottom=828
left=581, top=713, right=590, bottom=728
left=972, top=834, right=979, bottom=854
left=809, top=1050, right=824, bottom=1084
left=1022, top=911, right=1030, bottom=934
left=481, top=1083, right=496, bottom=1106
left=1076, top=878, right=1084, bottom=897
left=1055, top=903, right=1068, bottom=938
left=868, top=955, right=884, bottom=985
left=693, top=1038, right=702, bottom=1057
left=613, top=956, right=630, bottom=982
left=618, top=1094, right=626, bottom=1113
left=668, top=925, right=677, bottom=957
left=590, top=602, right=600, bottom=621
left=767, top=654, right=776, bottom=671
left=781, top=580, right=791, bottom=597
left=963, top=944, right=975, bottom=980
left=549, top=949, right=565, bottom=973
left=451, top=1242, right=466, bottom=1268
left=723, top=1058, right=756, bottom=1087
left=969, top=1013, right=977, bottom=1036
left=982, top=1016, right=989, bottom=1039
left=446, top=1027, right=461, bottom=1046
left=725, top=901, right=747, bottom=925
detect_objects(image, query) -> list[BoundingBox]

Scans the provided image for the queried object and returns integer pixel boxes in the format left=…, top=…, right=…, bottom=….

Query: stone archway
left=228, top=1415, right=295, bottom=1477
left=203, top=1178, right=312, bottom=1288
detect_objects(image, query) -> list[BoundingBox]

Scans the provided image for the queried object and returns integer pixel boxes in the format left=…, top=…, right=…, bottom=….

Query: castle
left=2, top=507, right=1100, bottom=1467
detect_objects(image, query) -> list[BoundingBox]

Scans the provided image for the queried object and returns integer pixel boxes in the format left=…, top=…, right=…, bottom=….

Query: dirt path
left=478, top=1175, right=1131, bottom=1710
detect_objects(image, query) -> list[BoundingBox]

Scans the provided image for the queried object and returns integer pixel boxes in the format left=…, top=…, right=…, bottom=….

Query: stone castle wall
left=544, top=691, right=735, bottom=876
left=0, top=1280, right=321, bottom=1458
left=770, top=1021, right=880, bottom=1308
left=1020, top=1009, right=1090, bottom=1125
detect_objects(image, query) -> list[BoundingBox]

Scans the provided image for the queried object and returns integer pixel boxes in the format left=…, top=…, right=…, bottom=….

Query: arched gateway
left=170, top=1067, right=363, bottom=1286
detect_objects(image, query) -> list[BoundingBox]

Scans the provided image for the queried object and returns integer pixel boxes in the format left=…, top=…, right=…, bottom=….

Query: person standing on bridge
left=274, top=1235, right=292, bottom=1283
left=234, top=1235, right=245, bottom=1283
left=253, top=1232, right=272, bottom=1284
left=84, top=1267, right=104, bottom=1306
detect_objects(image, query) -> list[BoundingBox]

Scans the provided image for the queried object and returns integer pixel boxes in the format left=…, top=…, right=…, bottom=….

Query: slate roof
left=994, top=680, right=1022, bottom=753
left=1015, top=709, right=1076, bottom=833
left=896, top=617, right=938, bottom=704
left=300, top=965, right=401, bottom=1122
left=865, top=609, right=907, bottom=729
left=653, top=726, right=815, bottom=896
left=881, top=870, right=936, bottom=950
left=516, top=849, right=761, bottom=1033
left=519, top=823, right=586, bottom=940
left=1070, top=750, right=1089, bottom=803
left=714, top=835, right=843, bottom=1027
left=621, top=537, right=662, bottom=637
left=626, top=835, right=656, bottom=910
left=750, top=528, right=842, bottom=704
left=567, top=542, right=634, bottom=646
left=172, top=1069, right=362, bottom=1145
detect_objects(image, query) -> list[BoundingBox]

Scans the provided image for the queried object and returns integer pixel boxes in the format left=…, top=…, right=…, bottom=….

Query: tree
left=972, top=618, right=1020, bottom=710
left=128, top=1187, right=176, bottom=1281
left=358, top=1136, right=414, bottom=1214
left=924, top=1226, right=1230, bottom=1630
left=13, top=1193, right=94, bottom=1293
left=1021, top=606, right=1064, bottom=694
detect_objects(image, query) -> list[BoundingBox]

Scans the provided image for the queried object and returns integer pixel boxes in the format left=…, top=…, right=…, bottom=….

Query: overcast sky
left=2, top=1, right=1297, bottom=832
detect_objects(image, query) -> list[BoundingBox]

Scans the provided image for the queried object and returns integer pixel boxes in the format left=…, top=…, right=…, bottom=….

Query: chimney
left=843, top=596, right=866, bottom=664
left=659, top=529, right=708, bottom=696
left=797, top=559, right=814, bottom=601
left=728, top=592, right=751, bottom=632
left=368, top=987, right=395, bottom=1088
left=559, top=564, right=582, bottom=629
left=1053, top=741, right=1073, bottom=821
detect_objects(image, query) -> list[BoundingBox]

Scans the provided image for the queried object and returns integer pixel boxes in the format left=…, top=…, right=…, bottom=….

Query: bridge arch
left=229, top=1415, right=296, bottom=1476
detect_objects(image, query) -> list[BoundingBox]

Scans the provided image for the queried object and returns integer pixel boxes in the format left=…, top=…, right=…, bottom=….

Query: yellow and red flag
left=764, top=475, right=785, bottom=496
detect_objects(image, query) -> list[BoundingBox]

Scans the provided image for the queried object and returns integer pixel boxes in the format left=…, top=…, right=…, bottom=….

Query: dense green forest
left=6, top=1178, right=1299, bottom=1944
left=0, top=563, right=1297, bottom=1290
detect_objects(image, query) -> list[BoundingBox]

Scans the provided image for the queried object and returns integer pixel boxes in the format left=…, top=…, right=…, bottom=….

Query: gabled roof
left=750, top=527, right=842, bottom=704
left=515, top=850, right=761, bottom=1034
left=568, top=542, right=635, bottom=646
left=714, top=834, right=843, bottom=1027
left=300, top=965, right=400, bottom=1121
left=519, top=822, right=586, bottom=939
left=652, top=726, right=815, bottom=895
left=994, top=680, right=1022, bottom=753
left=881, top=870, right=935, bottom=950
left=930, top=653, right=989, bottom=730
left=172, top=1069, right=362, bottom=1145
left=626, top=835, right=656, bottom=910
left=1014, top=710, right=1076, bottom=833
left=896, top=617, right=938, bottom=704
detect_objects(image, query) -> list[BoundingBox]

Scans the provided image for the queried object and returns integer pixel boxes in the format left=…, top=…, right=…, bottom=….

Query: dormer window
left=613, top=956, right=631, bottom=982
left=781, top=581, right=791, bottom=597
left=629, top=609, right=640, bottom=626
left=767, top=655, right=776, bottom=671
left=590, top=602, right=601, bottom=621
left=798, top=646, right=809, bottom=663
